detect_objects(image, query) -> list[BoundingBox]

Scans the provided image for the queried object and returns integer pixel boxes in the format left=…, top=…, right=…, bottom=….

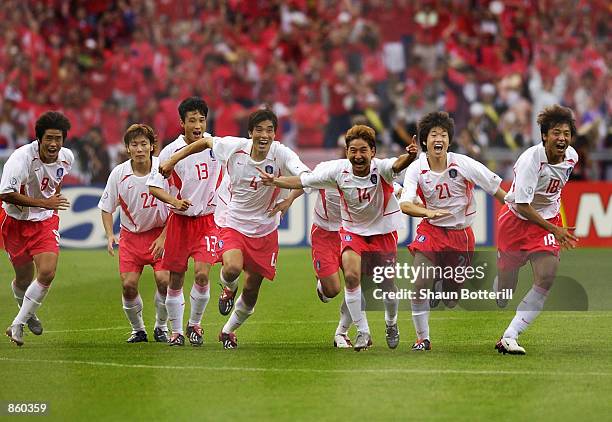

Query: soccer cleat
left=126, top=330, right=148, bottom=343
left=218, top=286, right=238, bottom=316
left=412, top=338, right=432, bottom=351
left=186, top=324, right=204, bottom=346
left=153, top=327, right=169, bottom=343
left=353, top=331, right=372, bottom=352
left=168, top=333, right=185, bottom=346
left=430, top=280, right=443, bottom=309
left=495, top=337, right=526, bottom=355
left=333, top=333, right=353, bottom=348
left=218, top=331, right=237, bottom=349
left=385, top=323, right=400, bottom=349
left=26, top=314, right=43, bottom=336
left=5, top=324, right=25, bottom=346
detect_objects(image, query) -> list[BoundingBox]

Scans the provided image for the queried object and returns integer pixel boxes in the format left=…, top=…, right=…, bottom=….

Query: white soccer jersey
left=213, top=136, right=309, bottom=237
left=313, top=188, right=342, bottom=232
left=301, top=158, right=404, bottom=236
left=98, top=157, right=169, bottom=233
left=400, top=152, right=502, bottom=229
left=0, top=140, right=73, bottom=221
left=505, top=144, right=578, bottom=220
left=146, top=134, right=221, bottom=217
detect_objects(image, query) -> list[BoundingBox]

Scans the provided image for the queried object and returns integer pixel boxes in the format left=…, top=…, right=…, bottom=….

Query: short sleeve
left=460, top=156, right=502, bottom=196
left=212, top=136, right=246, bottom=162
left=146, top=165, right=167, bottom=189
left=0, top=150, right=27, bottom=194
left=98, top=168, right=119, bottom=213
left=399, top=161, right=419, bottom=204
left=377, top=157, right=398, bottom=182
left=300, top=161, right=340, bottom=190
left=512, top=150, right=539, bottom=204
left=278, top=144, right=310, bottom=176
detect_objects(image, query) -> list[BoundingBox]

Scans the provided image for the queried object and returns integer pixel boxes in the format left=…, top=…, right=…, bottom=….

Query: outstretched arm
left=515, top=203, right=577, bottom=249
left=392, top=136, right=419, bottom=173
left=493, top=187, right=507, bottom=204
left=400, top=201, right=451, bottom=219
left=0, top=192, right=70, bottom=210
left=149, top=186, right=192, bottom=212
left=257, top=168, right=304, bottom=190
left=159, top=136, right=214, bottom=178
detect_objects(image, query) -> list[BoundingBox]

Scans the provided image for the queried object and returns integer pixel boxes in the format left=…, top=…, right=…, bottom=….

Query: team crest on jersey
left=344, top=234, right=352, bottom=242
left=265, top=165, right=274, bottom=174
left=417, top=234, right=427, bottom=242
left=10, top=177, right=17, bottom=186
left=209, top=150, right=216, bottom=160
left=217, top=240, right=224, bottom=250
left=448, top=169, right=457, bottom=179
left=370, top=174, right=378, bottom=184
left=56, top=168, right=64, bottom=179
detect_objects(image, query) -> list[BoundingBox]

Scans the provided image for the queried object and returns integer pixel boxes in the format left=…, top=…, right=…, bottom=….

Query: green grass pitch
left=1, top=248, right=611, bottom=421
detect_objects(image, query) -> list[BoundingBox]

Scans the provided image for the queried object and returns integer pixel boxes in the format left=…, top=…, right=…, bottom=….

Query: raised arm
left=159, top=136, right=214, bottom=178
left=391, top=136, right=418, bottom=173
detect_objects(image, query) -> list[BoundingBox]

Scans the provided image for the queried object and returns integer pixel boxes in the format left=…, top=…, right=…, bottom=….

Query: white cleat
left=495, top=337, right=526, bottom=355
left=6, top=324, right=25, bottom=346
left=333, top=333, right=353, bottom=348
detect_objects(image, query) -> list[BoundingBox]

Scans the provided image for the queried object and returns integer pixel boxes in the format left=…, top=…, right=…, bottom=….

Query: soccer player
left=99, top=124, right=170, bottom=343
left=259, top=125, right=418, bottom=351
left=1, top=111, right=73, bottom=346
left=494, top=105, right=578, bottom=355
left=399, top=111, right=507, bottom=351
left=159, top=109, right=309, bottom=349
left=146, top=97, right=220, bottom=347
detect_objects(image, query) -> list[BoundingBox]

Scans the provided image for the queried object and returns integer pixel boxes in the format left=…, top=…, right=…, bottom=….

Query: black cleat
left=153, top=327, right=169, bottom=343
left=218, top=331, right=237, bottom=349
left=26, top=315, right=43, bottom=336
left=126, top=330, right=148, bottom=343
left=412, top=338, right=431, bottom=351
left=218, top=286, right=238, bottom=316
left=186, top=324, right=203, bottom=346
left=168, top=333, right=185, bottom=346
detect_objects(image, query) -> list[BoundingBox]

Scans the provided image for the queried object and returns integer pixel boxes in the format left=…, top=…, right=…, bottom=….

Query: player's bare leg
left=497, top=253, right=557, bottom=355
left=186, top=261, right=211, bottom=346
left=120, top=272, right=147, bottom=343
left=7, top=252, right=57, bottom=346
left=166, top=271, right=186, bottom=345
left=219, top=270, right=263, bottom=349
left=317, top=271, right=354, bottom=348
left=218, top=249, right=243, bottom=315
left=317, top=273, right=341, bottom=302
left=342, top=249, right=371, bottom=351
left=493, top=267, right=520, bottom=308
left=152, top=270, right=169, bottom=342
left=10, top=261, right=43, bottom=336
left=410, top=252, right=433, bottom=351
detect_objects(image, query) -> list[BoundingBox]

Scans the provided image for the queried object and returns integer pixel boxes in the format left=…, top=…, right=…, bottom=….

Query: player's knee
left=323, top=283, right=341, bottom=298
left=122, top=284, right=139, bottom=300
left=37, top=269, right=56, bottom=284
left=343, top=271, right=360, bottom=289
left=222, top=265, right=241, bottom=281
left=194, top=271, right=209, bottom=286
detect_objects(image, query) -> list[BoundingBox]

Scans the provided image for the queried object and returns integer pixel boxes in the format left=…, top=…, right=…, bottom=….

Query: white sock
left=335, top=299, right=352, bottom=335
left=11, top=280, right=25, bottom=307
left=316, top=279, right=331, bottom=303
left=503, top=285, right=549, bottom=339
left=222, top=295, right=254, bottom=333
left=345, top=287, right=369, bottom=333
left=220, top=269, right=239, bottom=291
left=383, top=286, right=399, bottom=326
left=154, top=290, right=168, bottom=330
left=188, top=283, right=210, bottom=326
left=13, top=280, right=49, bottom=325
left=411, top=300, right=430, bottom=341
left=122, top=294, right=145, bottom=332
left=165, top=288, right=185, bottom=335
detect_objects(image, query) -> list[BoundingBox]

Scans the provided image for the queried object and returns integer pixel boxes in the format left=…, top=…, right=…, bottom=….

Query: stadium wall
left=56, top=183, right=611, bottom=249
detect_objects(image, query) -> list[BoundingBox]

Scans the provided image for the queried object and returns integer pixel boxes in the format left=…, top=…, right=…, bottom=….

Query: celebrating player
left=259, top=125, right=418, bottom=351
left=494, top=105, right=579, bottom=355
left=1, top=111, right=73, bottom=346
left=160, top=109, right=309, bottom=349
left=146, top=97, right=220, bottom=347
left=399, top=111, right=507, bottom=351
left=99, top=124, right=170, bottom=343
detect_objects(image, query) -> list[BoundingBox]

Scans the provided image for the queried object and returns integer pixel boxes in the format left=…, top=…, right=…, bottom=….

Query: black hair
left=537, top=105, right=577, bottom=142
left=248, top=109, right=278, bottom=133
left=178, top=96, right=208, bottom=122
left=417, top=111, right=455, bottom=151
left=35, top=111, right=71, bottom=141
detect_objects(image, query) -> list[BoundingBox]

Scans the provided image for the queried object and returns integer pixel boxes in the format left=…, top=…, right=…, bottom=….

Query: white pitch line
left=1, top=357, right=611, bottom=377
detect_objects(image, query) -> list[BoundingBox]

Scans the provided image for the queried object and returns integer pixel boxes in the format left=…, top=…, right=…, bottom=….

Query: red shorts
left=162, top=213, right=218, bottom=273
left=217, top=227, right=279, bottom=280
left=1, top=214, right=60, bottom=266
left=119, top=227, right=166, bottom=273
left=311, top=224, right=341, bottom=279
left=339, top=228, right=398, bottom=256
left=408, top=219, right=475, bottom=267
left=497, top=204, right=561, bottom=270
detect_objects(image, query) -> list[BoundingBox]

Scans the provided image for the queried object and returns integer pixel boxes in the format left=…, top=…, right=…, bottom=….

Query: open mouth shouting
left=432, top=141, right=445, bottom=153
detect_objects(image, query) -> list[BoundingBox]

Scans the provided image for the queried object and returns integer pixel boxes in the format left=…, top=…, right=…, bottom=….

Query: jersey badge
left=370, top=174, right=378, bottom=184
left=344, top=234, right=352, bottom=242
left=265, top=165, right=274, bottom=174
left=417, top=234, right=427, bottom=242
left=448, top=169, right=457, bottom=179
left=217, top=239, right=224, bottom=250
left=56, top=168, right=64, bottom=179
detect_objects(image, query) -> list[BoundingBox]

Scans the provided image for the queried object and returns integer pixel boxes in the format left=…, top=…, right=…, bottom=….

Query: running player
left=1, top=111, right=73, bottom=346
left=159, top=109, right=309, bottom=349
left=146, top=97, right=220, bottom=347
left=259, top=125, right=418, bottom=351
left=99, top=124, right=170, bottom=343
left=494, top=105, right=578, bottom=355
left=399, top=111, right=506, bottom=351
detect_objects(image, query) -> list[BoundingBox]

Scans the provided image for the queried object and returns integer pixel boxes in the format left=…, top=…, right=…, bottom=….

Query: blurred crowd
left=0, top=0, right=610, bottom=184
